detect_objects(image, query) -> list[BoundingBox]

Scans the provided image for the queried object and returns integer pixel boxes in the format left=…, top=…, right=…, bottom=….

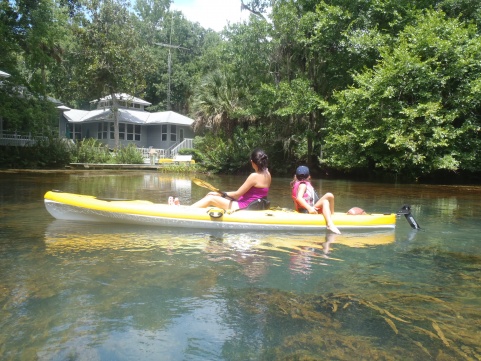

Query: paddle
left=192, top=178, right=235, bottom=200
left=397, top=204, right=421, bottom=230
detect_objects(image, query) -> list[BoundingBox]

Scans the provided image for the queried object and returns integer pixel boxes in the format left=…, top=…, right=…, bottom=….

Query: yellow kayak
left=44, top=190, right=397, bottom=231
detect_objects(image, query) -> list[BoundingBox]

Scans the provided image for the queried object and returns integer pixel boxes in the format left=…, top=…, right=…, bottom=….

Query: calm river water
left=1, top=170, right=480, bottom=360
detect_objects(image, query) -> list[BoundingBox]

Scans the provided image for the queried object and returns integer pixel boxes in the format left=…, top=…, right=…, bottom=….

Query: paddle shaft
left=192, top=178, right=235, bottom=200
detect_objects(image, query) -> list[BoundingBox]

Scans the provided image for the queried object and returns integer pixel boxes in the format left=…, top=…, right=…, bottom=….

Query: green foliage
left=112, top=143, right=144, bottom=164
left=158, top=163, right=201, bottom=174
left=4, top=0, right=70, bottom=95
left=0, top=87, right=58, bottom=133
left=193, top=126, right=287, bottom=175
left=0, top=137, right=72, bottom=169
left=258, top=78, right=327, bottom=165
left=78, top=0, right=149, bottom=97
left=70, top=140, right=144, bottom=164
left=30, top=136, right=73, bottom=168
left=71, top=138, right=111, bottom=163
left=192, top=134, right=235, bottom=174
left=323, top=10, right=481, bottom=177
left=178, top=147, right=202, bottom=162
left=221, top=18, right=273, bottom=90
left=0, top=1, right=20, bottom=73
left=192, top=70, right=246, bottom=136
left=271, top=78, right=324, bottom=117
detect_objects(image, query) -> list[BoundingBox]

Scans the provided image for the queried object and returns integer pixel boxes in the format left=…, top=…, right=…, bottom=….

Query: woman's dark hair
left=251, top=148, right=268, bottom=172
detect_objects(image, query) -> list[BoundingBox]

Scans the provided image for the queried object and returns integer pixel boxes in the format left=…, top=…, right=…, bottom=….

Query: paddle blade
left=192, top=178, right=234, bottom=200
left=192, top=178, right=221, bottom=193
left=397, top=204, right=421, bottom=230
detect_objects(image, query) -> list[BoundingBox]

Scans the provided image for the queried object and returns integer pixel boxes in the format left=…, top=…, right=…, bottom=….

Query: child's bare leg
left=319, top=199, right=341, bottom=234
left=318, top=192, right=335, bottom=214
left=324, top=193, right=334, bottom=214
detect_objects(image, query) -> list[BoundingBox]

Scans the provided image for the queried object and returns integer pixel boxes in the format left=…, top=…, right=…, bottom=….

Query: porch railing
left=0, top=133, right=45, bottom=146
left=169, top=138, right=194, bottom=158
left=138, top=147, right=166, bottom=159
left=137, top=138, right=194, bottom=163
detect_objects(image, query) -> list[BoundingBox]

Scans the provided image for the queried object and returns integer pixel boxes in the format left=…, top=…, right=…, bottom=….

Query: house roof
left=62, top=108, right=194, bottom=126
left=90, top=93, right=152, bottom=106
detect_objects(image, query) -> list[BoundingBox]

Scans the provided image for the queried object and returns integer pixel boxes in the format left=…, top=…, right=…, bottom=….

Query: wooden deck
left=69, top=158, right=195, bottom=170
left=69, top=163, right=162, bottom=170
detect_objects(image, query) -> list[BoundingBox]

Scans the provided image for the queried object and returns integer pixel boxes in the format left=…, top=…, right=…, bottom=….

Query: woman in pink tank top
left=191, top=149, right=271, bottom=210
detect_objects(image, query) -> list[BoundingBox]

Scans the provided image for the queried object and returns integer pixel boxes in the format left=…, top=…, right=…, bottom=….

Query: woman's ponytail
left=251, top=149, right=268, bottom=172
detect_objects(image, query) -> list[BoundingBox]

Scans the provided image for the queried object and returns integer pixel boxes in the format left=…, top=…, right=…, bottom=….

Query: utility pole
left=154, top=15, right=189, bottom=110
left=153, top=42, right=189, bottom=110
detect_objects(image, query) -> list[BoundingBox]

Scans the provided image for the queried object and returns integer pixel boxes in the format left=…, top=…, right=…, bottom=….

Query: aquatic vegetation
left=229, top=277, right=481, bottom=360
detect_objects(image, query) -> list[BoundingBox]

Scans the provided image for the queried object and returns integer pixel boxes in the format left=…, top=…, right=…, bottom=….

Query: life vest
left=291, top=180, right=319, bottom=211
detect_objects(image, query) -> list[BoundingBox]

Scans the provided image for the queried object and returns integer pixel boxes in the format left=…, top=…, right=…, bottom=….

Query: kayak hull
left=44, top=191, right=397, bottom=231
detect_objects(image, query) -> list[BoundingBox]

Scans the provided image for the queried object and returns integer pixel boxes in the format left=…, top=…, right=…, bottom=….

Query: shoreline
left=0, top=162, right=197, bottom=174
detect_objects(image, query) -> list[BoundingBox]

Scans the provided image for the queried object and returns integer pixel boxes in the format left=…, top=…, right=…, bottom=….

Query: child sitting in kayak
left=291, top=166, right=341, bottom=234
left=191, top=149, right=271, bottom=210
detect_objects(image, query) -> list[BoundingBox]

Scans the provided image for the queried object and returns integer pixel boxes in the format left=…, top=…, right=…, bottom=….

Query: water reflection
left=43, top=220, right=398, bottom=290
left=44, top=220, right=395, bottom=258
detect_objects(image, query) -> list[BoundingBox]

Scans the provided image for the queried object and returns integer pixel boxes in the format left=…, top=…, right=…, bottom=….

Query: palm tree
left=192, top=70, right=246, bottom=137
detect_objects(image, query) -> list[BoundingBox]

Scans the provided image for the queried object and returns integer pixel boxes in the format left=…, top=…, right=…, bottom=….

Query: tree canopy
left=2, top=0, right=481, bottom=180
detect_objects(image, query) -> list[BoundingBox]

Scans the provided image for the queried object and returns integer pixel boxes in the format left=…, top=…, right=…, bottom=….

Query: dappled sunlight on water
left=1, top=171, right=481, bottom=360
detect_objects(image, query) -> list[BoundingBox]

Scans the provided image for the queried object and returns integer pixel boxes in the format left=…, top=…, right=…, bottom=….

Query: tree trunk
left=307, top=113, right=314, bottom=166
left=111, top=92, right=119, bottom=149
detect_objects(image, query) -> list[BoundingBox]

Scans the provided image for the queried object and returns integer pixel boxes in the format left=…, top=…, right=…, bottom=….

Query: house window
left=161, top=124, right=168, bottom=141
left=135, top=125, right=141, bottom=140
left=67, top=123, right=81, bottom=140
left=127, top=124, right=141, bottom=141
left=119, top=123, right=125, bottom=140
left=170, top=125, right=177, bottom=142
left=98, top=122, right=108, bottom=139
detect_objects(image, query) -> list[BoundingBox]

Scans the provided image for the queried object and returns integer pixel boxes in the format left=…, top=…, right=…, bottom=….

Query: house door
left=180, top=128, right=184, bottom=142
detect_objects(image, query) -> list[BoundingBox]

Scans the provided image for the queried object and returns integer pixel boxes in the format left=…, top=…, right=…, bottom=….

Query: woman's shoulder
left=251, top=170, right=270, bottom=177
left=251, top=171, right=271, bottom=187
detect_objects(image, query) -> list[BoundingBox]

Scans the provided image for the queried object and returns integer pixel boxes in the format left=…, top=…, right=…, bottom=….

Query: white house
left=58, top=93, right=195, bottom=157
